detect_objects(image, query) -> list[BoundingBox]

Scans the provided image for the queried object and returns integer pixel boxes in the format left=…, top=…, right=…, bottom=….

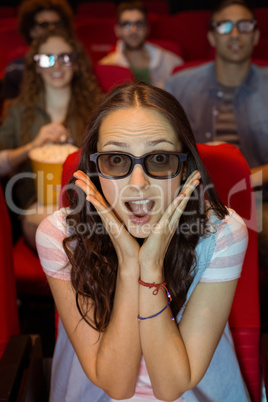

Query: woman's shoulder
left=197, top=208, right=248, bottom=283
left=210, top=208, right=248, bottom=243
left=37, top=207, right=69, bottom=238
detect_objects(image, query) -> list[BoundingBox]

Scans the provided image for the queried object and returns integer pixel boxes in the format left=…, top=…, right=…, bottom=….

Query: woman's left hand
left=139, top=170, right=201, bottom=279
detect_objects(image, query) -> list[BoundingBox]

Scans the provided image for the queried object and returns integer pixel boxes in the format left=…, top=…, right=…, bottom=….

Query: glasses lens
left=135, top=20, right=147, bottom=29
left=39, top=21, right=50, bottom=28
left=237, top=20, right=255, bottom=32
left=145, top=153, right=180, bottom=178
left=58, top=53, right=73, bottom=66
left=120, top=21, right=131, bottom=29
left=98, top=154, right=132, bottom=177
left=37, top=20, right=63, bottom=29
left=120, top=20, right=146, bottom=30
left=35, top=54, right=55, bottom=68
left=216, top=21, right=233, bottom=34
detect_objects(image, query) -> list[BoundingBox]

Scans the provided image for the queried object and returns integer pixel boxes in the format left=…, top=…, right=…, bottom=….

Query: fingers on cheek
left=186, top=179, right=200, bottom=194
left=73, top=171, right=88, bottom=182
left=192, top=179, right=200, bottom=191
left=86, top=195, right=103, bottom=211
left=75, top=179, right=88, bottom=193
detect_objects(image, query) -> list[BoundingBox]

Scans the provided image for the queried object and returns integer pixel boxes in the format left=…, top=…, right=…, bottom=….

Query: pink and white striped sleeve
left=36, top=208, right=71, bottom=280
left=200, top=209, right=249, bottom=283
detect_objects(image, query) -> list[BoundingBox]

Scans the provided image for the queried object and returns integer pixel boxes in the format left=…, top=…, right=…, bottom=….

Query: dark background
left=2, top=0, right=268, bottom=12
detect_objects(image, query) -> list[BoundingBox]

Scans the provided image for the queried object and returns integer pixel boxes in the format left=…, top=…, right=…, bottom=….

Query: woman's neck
left=45, top=85, right=71, bottom=123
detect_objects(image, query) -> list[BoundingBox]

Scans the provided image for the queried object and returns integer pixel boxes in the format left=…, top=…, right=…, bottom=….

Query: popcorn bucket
left=29, top=144, right=78, bottom=206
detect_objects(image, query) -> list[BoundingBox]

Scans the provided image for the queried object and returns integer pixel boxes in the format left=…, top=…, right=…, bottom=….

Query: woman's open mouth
left=125, top=199, right=155, bottom=225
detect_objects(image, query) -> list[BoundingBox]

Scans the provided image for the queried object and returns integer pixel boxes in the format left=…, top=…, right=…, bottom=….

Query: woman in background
left=0, top=28, right=102, bottom=247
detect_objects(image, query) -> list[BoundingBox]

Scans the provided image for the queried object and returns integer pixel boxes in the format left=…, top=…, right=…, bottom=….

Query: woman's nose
left=129, top=165, right=149, bottom=189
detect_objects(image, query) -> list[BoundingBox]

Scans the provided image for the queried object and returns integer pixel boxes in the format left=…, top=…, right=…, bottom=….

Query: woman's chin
left=126, top=221, right=152, bottom=239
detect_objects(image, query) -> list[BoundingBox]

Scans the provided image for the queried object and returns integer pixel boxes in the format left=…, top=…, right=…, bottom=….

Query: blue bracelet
left=137, top=304, right=168, bottom=321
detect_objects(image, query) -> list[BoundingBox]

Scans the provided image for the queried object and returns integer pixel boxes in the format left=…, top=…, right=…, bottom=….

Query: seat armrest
left=0, top=334, right=48, bottom=401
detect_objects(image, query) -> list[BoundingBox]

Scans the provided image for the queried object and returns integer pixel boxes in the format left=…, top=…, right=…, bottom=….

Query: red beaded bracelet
left=138, top=279, right=174, bottom=321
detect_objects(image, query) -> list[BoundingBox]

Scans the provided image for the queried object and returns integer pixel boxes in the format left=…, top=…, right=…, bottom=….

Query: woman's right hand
left=73, top=170, right=140, bottom=270
left=31, top=122, right=69, bottom=148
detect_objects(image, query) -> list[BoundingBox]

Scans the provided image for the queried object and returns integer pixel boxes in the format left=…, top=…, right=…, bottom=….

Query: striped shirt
left=36, top=207, right=248, bottom=401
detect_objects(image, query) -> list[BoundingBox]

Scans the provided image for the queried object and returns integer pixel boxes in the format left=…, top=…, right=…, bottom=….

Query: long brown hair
left=18, top=28, right=102, bottom=146
left=63, top=82, right=228, bottom=331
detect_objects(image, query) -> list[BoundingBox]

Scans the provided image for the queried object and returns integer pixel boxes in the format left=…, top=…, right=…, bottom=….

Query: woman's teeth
left=51, top=72, right=63, bottom=78
left=132, top=200, right=150, bottom=205
left=126, top=199, right=154, bottom=216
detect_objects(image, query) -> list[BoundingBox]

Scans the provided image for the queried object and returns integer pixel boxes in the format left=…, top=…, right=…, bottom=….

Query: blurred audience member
left=166, top=0, right=268, bottom=298
left=1, top=0, right=74, bottom=106
left=0, top=29, right=102, bottom=248
left=99, top=1, right=183, bottom=88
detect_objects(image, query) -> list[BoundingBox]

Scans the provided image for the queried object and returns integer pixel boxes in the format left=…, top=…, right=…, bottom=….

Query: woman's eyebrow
left=103, top=139, right=174, bottom=148
left=145, top=139, right=174, bottom=146
left=103, top=141, right=130, bottom=148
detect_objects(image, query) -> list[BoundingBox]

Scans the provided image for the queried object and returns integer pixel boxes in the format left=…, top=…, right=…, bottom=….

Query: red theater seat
left=197, top=144, right=260, bottom=401
left=143, top=0, right=169, bottom=15
left=94, top=64, right=134, bottom=93
left=148, top=39, right=183, bottom=58
left=0, top=193, right=50, bottom=298
left=149, top=11, right=211, bottom=61
left=77, top=1, right=116, bottom=18
left=0, top=186, right=20, bottom=358
left=13, top=236, right=50, bottom=296
left=0, top=7, right=17, bottom=18
left=75, top=17, right=116, bottom=64
left=0, top=24, right=27, bottom=80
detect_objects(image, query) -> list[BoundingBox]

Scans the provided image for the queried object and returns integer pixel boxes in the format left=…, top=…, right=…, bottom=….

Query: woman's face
left=37, top=36, right=76, bottom=89
left=97, top=107, right=185, bottom=238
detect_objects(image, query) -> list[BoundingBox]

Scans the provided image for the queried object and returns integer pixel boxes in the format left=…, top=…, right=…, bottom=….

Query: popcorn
left=29, top=143, right=78, bottom=164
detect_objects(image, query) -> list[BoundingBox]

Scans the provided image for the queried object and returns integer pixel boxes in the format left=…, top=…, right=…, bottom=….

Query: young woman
left=0, top=28, right=102, bottom=246
left=36, top=83, right=250, bottom=401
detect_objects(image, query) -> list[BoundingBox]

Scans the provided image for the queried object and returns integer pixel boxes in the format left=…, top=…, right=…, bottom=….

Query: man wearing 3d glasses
left=166, top=0, right=268, bottom=328
left=99, top=1, right=183, bottom=89
left=1, top=0, right=74, bottom=107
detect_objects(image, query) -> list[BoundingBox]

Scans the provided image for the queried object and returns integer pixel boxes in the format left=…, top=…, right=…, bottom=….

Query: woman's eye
left=150, top=154, right=169, bottom=164
left=109, top=155, right=124, bottom=165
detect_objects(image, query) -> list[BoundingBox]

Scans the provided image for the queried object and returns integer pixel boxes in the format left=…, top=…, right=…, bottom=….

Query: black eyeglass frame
left=211, top=19, right=257, bottom=34
left=33, top=52, right=77, bottom=68
left=89, top=152, right=187, bottom=180
left=35, top=20, right=64, bottom=29
left=118, top=20, right=148, bottom=30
